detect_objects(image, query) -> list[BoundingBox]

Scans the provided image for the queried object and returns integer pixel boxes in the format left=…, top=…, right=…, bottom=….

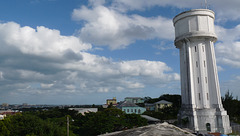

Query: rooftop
left=125, top=97, right=143, bottom=99
left=101, top=122, right=194, bottom=136
left=118, top=101, right=138, bottom=107
left=140, top=115, right=160, bottom=122
left=155, top=100, right=172, bottom=104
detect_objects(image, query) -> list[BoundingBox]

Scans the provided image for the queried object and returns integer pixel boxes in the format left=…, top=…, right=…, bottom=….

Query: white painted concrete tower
left=173, top=9, right=232, bottom=134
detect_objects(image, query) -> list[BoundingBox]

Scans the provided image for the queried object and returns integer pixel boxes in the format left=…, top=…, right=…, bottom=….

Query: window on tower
left=202, top=46, right=204, bottom=52
left=198, top=77, right=200, bottom=83
left=196, top=61, right=198, bottom=67
left=199, top=93, right=201, bottom=100
left=195, top=46, right=197, bottom=52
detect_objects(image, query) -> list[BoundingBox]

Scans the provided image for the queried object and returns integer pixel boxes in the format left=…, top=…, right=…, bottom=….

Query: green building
left=124, top=97, right=144, bottom=104
left=117, top=101, right=146, bottom=114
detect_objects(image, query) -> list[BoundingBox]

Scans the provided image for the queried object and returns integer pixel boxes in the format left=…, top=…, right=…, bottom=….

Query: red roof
left=209, top=132, right=221, bottom=136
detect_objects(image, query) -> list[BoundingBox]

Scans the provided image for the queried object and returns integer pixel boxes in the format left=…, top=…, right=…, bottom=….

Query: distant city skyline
left=0, top=0, right=239, bottom=104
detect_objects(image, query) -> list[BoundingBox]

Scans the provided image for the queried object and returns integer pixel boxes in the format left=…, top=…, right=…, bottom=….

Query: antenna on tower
left=205, top=0, right=208, bottom=9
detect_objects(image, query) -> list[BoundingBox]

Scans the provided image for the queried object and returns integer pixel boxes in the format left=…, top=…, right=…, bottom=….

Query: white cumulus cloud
left=72, top=5, right=173, bottom=49
left=0, top=21, right=179, bottom=104
left=0, top=22, right=92, bottom=56
left=215, top=25, right=240, bottom=68
left=111, top=0, right=240, bottom=20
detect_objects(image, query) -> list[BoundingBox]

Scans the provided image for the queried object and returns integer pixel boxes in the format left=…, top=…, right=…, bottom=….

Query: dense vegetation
left=222, top=90, right=240, bottom=124
left=143, top=94, right=181, bottom=121
left=0, top=108, right=147, bottom=136
left=0, top=108, right=72, bottom=136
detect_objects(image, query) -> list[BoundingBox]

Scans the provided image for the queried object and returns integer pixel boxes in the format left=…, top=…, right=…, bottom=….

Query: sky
left=0, top=0, right=240, bottom=105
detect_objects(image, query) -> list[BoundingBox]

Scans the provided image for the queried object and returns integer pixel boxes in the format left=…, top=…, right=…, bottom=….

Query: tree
left=125, top=114, right=147, bottom=128
left=0, top=110, right=76, bottom=136
left=158, top=94, right=181, bottom=108
left=222, top=90, right=240, bottom=123
left=73, top=108, right=147, bottom=136
left=0, top=118, right=10, bottom=136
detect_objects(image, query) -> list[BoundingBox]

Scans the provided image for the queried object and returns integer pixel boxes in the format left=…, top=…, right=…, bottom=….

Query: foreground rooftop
left=101, top=122, right=194, bottom=136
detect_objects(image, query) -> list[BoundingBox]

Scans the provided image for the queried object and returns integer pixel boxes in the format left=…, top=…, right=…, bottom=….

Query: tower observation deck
left=173, top=9, right=232, bottom=134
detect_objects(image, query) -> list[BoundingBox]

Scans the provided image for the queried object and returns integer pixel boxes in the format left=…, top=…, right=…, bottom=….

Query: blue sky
left=0, top=0, right=240, bottom=105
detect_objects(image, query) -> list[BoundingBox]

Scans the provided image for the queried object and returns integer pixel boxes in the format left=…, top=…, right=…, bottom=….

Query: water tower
left=173, top=9, right=232, bottom=134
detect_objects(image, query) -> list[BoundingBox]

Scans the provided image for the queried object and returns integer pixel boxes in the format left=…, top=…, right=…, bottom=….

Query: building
left=0, top=114, right=6, bottom=120
left=106, top=97, right=117, bottom=106
left=173, top=9, right=231, bottom=133
left=145, top=100, right=172, bottom=112
left=117, top=101, right=146, bottom=114
left=69, top=108, right=98, bottom=115
left=145, top=103, right=155, bottom=111
left=102, top=104, right=108, bottom=109
left=0, top=109, right=20, bottom=119
left=2, top=103, right=9, bottom=107
left=154, top=100, right=172, bottom=111
left=124, top=97, right=144, bottom=104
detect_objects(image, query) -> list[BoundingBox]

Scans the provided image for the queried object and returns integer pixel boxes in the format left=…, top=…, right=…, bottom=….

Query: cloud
left=41, top=83, right=54, bottom=89
left=111, top=0, right=200, bottom=11
left=72, top=0, right=240, bottom=50
left=111, top=0, right=240, bottom=21
left=0, top=22, right=92, bottom=56
left=0, top=52, right=179, bottom=96
left=215, top=25, right=240, bottom=68
left=212, top=0, right=240, bottom=21
left=217, top=66, right=224, bottom=72
left=88, top=0, right=106, bottom=7
left=0, top=21, right=179, bottom=104
left=220, top=76, right=240, bottom=99
left=72, top=5, right=173, bottom=49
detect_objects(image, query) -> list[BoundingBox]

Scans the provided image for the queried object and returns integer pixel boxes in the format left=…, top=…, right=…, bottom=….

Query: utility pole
left=67, top=116, right=69, bottom=136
